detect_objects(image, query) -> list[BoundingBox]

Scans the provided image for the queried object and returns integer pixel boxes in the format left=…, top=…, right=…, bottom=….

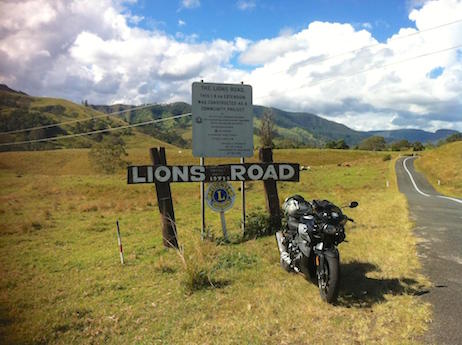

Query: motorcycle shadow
left=337, top=261, right=426, bottom=308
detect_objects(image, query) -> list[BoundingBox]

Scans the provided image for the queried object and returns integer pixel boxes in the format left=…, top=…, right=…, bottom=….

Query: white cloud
left=237, top=0, right=256, bottom=11
left=239, top=1, right=462, bottom=131
left=0, top=0, right=461, bottom=132
left=406, top=0, right=430, bottom=11
left=181, top=0, right=200, bottom=9
left=178, top=19, right=186, bottom=26
left=362, top=22, right=372, bottom=30
left=0, top=0, right=243, bottom=105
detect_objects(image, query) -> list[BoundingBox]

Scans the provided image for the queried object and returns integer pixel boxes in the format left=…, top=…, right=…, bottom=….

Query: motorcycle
left=276, top=195, right=358, bottom=303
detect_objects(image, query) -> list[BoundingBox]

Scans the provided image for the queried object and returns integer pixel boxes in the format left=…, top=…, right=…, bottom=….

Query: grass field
left=0, top=147, right=431, bottom=344
left=414, top=141, right=462, bottom=198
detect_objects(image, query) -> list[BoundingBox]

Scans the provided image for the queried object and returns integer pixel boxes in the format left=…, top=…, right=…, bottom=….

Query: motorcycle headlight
left=323, top=224, right=337, bottom=235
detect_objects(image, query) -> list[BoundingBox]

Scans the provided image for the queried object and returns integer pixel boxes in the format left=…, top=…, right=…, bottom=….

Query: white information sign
left=192, top=82, right=253, bottom=157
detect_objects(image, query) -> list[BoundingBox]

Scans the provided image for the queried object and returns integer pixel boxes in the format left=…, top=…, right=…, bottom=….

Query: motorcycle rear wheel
left=317, top=255, right=340, bottom=304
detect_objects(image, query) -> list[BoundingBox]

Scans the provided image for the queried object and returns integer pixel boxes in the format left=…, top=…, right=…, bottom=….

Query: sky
left=0, top=0, right=461, bottom=132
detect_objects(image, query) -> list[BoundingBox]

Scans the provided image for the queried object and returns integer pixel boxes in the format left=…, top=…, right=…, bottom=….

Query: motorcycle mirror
left=349, top=201, right=358, bottom=208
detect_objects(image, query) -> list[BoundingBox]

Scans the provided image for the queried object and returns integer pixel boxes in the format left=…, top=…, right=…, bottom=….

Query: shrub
left=243, top=210, right=279, bottom=240
left=383, top=154, right=392, bottom=161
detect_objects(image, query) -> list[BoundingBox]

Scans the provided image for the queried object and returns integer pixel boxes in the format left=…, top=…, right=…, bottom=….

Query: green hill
left=91, top=103, right=459, bottom=149
left=91, top=102, right=365, bottom=148
left=253, top=105, right=365, bottom=147
left=0, top=86, right=173, bottom=151
left=1, top=84, right=459, bottom=151
left=90, top=102, right=192, bottom=148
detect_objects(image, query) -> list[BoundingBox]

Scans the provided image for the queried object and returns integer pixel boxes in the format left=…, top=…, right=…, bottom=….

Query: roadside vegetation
left=414, top=141, right=462, bottom=197
left=0, top=146, right=431, bottom=344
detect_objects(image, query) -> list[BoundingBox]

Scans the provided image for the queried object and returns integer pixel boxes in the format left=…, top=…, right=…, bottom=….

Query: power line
left=258, top=44, right=462, bottom=102
left=273, top=18, right=462, bottom=76
left=0, top=103, right=158, bottom=135
left=0, top=113, right=191, bottom=147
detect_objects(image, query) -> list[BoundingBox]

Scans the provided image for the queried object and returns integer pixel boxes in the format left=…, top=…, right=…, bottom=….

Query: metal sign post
left=220, top=211, right=228, bottom=241
left=240, top=157, right=245, bottom=234
left=200, top=156, right=205, bottom=238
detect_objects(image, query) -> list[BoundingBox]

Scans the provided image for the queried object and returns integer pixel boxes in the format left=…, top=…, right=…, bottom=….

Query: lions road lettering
left=127, top=163, right=299, bottom=184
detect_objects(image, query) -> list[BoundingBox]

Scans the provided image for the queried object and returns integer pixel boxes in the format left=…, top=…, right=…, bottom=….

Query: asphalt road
left=396, top=156, right=462, bottom=345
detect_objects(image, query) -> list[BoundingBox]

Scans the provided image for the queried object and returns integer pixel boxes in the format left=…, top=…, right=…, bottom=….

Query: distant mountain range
left=367, top=129, right=458, bottom=143
left=0, top=84, right=459, bottom=150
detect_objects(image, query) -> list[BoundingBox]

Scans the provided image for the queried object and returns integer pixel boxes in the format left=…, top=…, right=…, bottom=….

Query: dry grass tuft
left=175, top=240, right=227, bottom=294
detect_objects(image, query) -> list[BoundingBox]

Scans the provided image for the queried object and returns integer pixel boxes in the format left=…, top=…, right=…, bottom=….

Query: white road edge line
left=436, top=195, right=462, bottom=204
left=402, top=156, right=462, bottom=204
left=402, top=157, right=430, bottom=197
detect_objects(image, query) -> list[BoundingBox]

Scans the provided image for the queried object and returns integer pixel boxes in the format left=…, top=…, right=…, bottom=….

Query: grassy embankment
left=0, top=147, right=431, bottom=344
left=414, top=141, right=462, bottom=197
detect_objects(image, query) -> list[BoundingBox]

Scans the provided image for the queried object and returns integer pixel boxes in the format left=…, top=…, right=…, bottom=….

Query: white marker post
left=219, top=211, right=229, bottom=242
left=116, top=220, right=124, bottom=264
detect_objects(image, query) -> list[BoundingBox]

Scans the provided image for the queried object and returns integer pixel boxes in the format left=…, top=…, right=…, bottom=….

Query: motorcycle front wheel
left=300, top=254, right=317, bottom=283
left=317, top=255, right=340, bottom=303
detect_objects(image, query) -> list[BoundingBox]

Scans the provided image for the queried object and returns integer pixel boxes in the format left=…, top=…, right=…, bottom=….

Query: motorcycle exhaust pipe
left=275, top=231, right=286, bottom=254
left=276, top=231, right=293, bottom=270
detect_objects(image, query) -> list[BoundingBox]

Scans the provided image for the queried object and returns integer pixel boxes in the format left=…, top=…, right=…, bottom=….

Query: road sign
left=206, top=182, right=236, bottom=213
left=127, top=163, right=300, bottom=184
left=192, top=82, right=253, bottom=157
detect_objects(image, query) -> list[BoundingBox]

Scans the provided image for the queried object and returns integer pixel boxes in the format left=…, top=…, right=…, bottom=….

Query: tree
left=260, top=110, right=277, bottom=148
left=325, top=140, right=337, bottom=149
left=325, top=139, right=349, bottom=149
left=413, top=141, right=425, bottom=151
left=88, top=136, right=128, bottom=174
left=446, top=133, right=462, bottom=143
left=358, top=136, right=386, bottom=151
left=391, top=139, right=410, bottom=151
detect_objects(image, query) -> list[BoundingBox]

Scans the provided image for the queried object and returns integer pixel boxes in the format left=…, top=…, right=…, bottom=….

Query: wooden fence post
left=259, top=147, right=282, bottom=230
left=150, top=147, right=178, bottom=249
